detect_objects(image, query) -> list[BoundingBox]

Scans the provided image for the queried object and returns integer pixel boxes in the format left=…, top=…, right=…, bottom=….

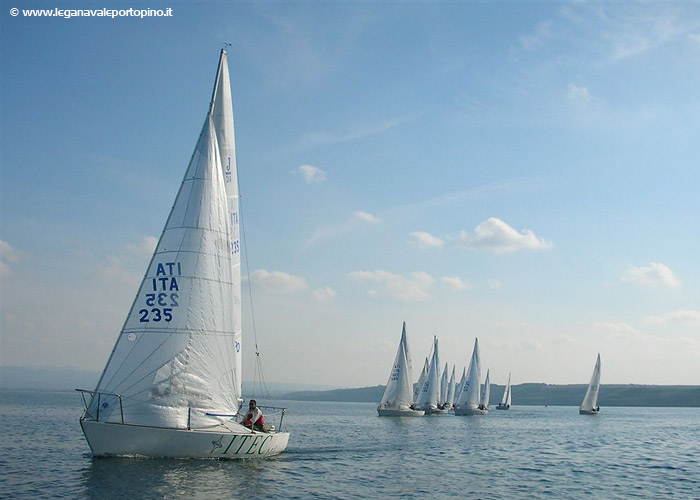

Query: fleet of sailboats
left=77, top=50, right=290, bottom=458
left=376, top=327, right=608, bottom=418
left=376, top=327, right=523, bottom=417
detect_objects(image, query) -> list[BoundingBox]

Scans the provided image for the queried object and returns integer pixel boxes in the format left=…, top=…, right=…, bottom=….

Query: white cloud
left=305, top=211, right=382, bottom=247
left=312, top=286, right=337, bottom=303
left=0, top=240, right=21, bottom=264
left=520, top=20, right=553, bottom=50
left=567, top=84, right=592, bottom=104
left=644, top=310, right=700, bottom=325
left=0, top=240, right=22, bottom=277
left=621, top=262, right=681, bottom=288
left=409, top=231, right=444, bottom=249
left=250, top=269, right=308, bottom=293
left=348, top=270, right=436, bottom=302
left=297, top=115, right=414, bottom=150
left=125, top=236, right=158, bottom=258
left=453, top=217, right=552, bottom=253
left=484, top=279, right=503, bottom=290
left=297, top=164, right=327, bottom=184
left=353, top=211, right=381, bottom=224
left=441, top=276, right=470, bottom=291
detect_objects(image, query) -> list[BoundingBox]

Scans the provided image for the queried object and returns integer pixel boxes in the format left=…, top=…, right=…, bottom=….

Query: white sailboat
left=77, top=50, right=290, bottom=458
left=416, top=337, right=448, bottom=414
left=454, top=367, right=466, bottom=404
left=413, top=357, right=429, bottom=404
left=445, top=365, right=456, bottom=410
left=454, top=338, right=487, bottom=416
left=496, top=372, right=512, bottom=410
left=478, top=369, right=491, bottom=412
left=579, top=353, right=601, bottom=415
left=439, top=363, right=449, bottom=408
left=377, top=322, right=425, bottom=417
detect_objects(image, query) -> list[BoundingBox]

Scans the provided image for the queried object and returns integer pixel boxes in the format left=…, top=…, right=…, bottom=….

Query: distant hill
left=283, top=383, right=700, bottom=407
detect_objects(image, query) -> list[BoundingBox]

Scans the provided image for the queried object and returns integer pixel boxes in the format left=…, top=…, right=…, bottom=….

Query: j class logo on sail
left=138, top=261, right=182, bottom=323
left=225, top=157, right=232, bottom=184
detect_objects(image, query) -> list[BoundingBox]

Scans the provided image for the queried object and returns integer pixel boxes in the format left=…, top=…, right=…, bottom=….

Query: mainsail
left=88, top=51, right=242, bottom=430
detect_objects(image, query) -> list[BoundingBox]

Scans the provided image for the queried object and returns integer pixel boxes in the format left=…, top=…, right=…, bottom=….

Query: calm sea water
left=1, top=389, right=698, bottom=499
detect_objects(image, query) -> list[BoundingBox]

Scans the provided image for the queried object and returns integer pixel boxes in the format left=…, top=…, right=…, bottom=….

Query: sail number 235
left=139, top=293, right=178, bottom=322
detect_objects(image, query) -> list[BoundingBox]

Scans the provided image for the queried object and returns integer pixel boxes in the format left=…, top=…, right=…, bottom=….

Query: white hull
left=424, top=407, right=449, bottom=415
left=496, top=404, right=510, bottom=410
left=81, top=419, right=289, bottom=458
left=454, top=407, right=488, bottom=416
left=579, top=408, right=600, bottom=415
left=377, top=408, right=425, bottom=417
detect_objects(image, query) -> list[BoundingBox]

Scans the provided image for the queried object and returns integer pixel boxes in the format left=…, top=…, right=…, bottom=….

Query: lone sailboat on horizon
left=579, top=353, right=601, bottom=415
left=77, top=50, right=290, bottom=458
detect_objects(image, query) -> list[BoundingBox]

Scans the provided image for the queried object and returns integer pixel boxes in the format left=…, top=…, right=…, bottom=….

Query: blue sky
left=2, top=1, right=699, bottom=388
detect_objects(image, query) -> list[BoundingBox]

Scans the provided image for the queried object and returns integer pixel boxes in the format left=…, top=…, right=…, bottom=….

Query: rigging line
left=238, top=192, right=260, bottom=355
left=238, top=182, right=272, bottom=401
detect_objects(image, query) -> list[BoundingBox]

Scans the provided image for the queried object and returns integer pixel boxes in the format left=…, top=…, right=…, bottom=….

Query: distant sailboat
left=478, top=369, right=491, bottom=412
left=76, top=50, right=290, bottom=458
left=445, top=365, right=456, bottom=410
left=414, top=357, right=429, bottom=404
left=455, top=367, right=466, bottom=403
left=496, top=372, right=512, bottom=410
left=416, top=336, right=448, bottom=414
left=378, top=323, right=425, bottom=417
left=579, top=354, right=601, bottom=415
left=454, top=338, right=487, bottom=416
left=439, top=363, right=449, bottom=408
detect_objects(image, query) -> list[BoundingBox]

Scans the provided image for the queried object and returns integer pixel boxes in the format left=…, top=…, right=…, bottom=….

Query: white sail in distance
left=445, top=365, right=456, bottom=408
left=500, top=372, right=512, bottom=406
left=379, top=322, right=415, bottom=411
left=416, top=336, right=441, bottom=410
left=580, top=354, right=602, bottom=412
left=455, top=338, right=481, bottom=410
left=480, top=369, right=491, bottom=409
left=414, top=357, right=429, bottom=403
left=440, top=363, right=449, bottom=406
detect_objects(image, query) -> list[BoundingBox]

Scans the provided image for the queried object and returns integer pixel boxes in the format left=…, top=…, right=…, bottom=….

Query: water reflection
left=81, top=456, right=279, bottom=499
